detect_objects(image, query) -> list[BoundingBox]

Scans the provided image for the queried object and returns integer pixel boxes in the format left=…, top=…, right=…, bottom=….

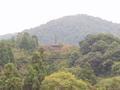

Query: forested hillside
left=0, top=32, right=120, bottom=90
left=1, top=14, right=120, bottom=45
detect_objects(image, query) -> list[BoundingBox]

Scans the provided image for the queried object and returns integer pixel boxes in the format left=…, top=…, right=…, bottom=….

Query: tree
left=41, top=71, right=90, bottom=90
left=91, top=40, right=108, bottom=53
left=23, top=49, right=46, bottom=90
left=0, top=63, right=22, bottom=90
left=78, top=63, right=97, bottom=85
left=23, top=65, right=38, bottom=90
left=77, top=33, right=120, bottom=76
left=16, top=32, right=38, bottom=51
left=112, top=62, right=120, bottom=75
left=63, top=64, right=97, bottom=85
left=32, top=35, right=39, bottom=49
left=79, top=40, right=91, bottom=54
left=0, top=42, right=14, bottom=66
left=96, top=76, right=120, bottom=90
left=69, top=50, right=80, bottom=67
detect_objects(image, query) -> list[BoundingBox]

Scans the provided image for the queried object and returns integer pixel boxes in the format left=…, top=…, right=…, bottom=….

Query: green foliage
left=63, top=64, right=97, bottom=85
left=77, top=33, right=120, bottom=76
left=96, top=76, right=120, bottom=90
left=78, top=64, right=97, bottom=85
left=0, top=42, right=14, bottom=65
left=91, top=40, right=108, bottom=53
left=1, top=33, right=120, bottom=89
left=23, top=50, right=47, bottom=90
left=41, top=71, right=90, bottom=90
left=0, top=63, right=22, bottom=90
left=23, top=65, right=39, bottom=90
left=112, top=62, right=120, bottom=75
left=69, top=50, right=80, bottom=67
left=16, top=32, right=38, bottom=51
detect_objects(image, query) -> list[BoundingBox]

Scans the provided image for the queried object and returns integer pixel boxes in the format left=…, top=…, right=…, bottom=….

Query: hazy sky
left=0, top=0, right=120, bottom=35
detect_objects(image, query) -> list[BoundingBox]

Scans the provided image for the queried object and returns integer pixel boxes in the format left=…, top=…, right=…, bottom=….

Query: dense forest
left=1, top=32, right=120, bottom=90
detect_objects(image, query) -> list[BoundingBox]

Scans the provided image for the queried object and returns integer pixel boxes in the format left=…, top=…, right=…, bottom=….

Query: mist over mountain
left=1, top=14, right=120, bottom=45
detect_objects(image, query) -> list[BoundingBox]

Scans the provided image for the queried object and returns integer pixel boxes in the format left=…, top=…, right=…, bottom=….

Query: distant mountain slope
left=1, top=14, right=120, bottom=45
left=0, top=33, right=16, bottom=40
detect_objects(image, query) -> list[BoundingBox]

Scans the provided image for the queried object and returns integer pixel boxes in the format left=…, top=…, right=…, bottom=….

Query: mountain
left=1, top=14, right=120, bottom=45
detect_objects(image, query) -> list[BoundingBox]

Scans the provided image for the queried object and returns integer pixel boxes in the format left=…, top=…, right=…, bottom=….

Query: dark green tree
left=0, top=42, right=14, bottom=66
left=16, top=32, right=39, bottom=51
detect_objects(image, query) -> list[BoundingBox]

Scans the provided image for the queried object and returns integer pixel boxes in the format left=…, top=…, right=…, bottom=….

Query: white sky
left=0, top=0, right=120, bottom=35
